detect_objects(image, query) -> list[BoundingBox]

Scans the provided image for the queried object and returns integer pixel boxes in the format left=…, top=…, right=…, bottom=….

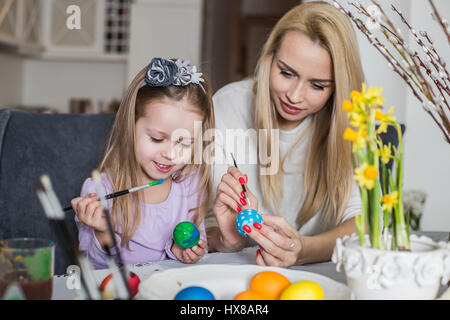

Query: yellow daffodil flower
left=354, top=163, right=378, bottom=190
left=381, top=191, right=398, bottom=212
left=343, top=128, right=358, bottom=141
left=344, top=128, right=367, bottom=151
left=361, top=83, right=386, bottom=107
left=342, top=99, right=354, bottom=112
left=375, top=106, right=396, bottom=134
left=350, top=89, right=364, bottom=108
left=349, top=111, right=367, bottom=129
left=377, top=142, right=392, bottom=164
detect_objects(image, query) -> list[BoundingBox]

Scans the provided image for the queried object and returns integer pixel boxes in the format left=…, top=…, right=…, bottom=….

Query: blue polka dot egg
left=235, top=209, right=263, bottom=237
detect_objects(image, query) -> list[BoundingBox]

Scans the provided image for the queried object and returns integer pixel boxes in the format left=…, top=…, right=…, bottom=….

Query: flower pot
left=332, top=233, right=450, bottom=300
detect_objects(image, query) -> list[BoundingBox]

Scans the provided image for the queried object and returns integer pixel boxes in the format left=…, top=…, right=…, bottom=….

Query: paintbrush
left=230, top=153, right=251, bottom=208
left=36, top=175, right=102, bottom=300
left=91, top=170, right=131, bottom=299
left=63, top=179, right=164, bottom=211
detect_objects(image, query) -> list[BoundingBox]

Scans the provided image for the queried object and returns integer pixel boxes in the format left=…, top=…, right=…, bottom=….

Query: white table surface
left=52, top=231, right=450, bottom=300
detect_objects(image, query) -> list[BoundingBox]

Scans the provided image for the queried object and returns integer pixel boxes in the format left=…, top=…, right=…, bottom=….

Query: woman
left=206, top=1, right=365, bottom=267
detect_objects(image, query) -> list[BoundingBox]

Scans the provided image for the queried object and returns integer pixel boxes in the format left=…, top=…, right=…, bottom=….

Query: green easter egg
left=173, top=222, right=200, bottom=249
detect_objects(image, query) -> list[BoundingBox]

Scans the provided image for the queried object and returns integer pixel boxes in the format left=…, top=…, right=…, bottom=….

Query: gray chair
left=0, top=109, right=115, bottom=275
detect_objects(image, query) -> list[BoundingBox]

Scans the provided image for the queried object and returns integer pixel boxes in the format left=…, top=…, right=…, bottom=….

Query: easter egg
left=174, top=286, right=215, bottom=300
left=173, top=221, right=200, bottom=249
left=233, top=290, right=267, bottom=300
left=235, top=209, right=263, bottom=237
left=279, top=280, right=324, bottom=300
left=127, top=272, right=141, bottom=297
left=99, top=271, right=141, bottom=299
left=249, top=271, right=291, bottom=300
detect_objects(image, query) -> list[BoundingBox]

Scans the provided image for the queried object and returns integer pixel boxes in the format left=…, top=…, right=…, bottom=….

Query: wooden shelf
left=35, top=51, right=128, bottom=63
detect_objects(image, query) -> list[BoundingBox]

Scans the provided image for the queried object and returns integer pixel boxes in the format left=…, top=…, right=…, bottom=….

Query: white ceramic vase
left=332, top=233, right=450, bottom=300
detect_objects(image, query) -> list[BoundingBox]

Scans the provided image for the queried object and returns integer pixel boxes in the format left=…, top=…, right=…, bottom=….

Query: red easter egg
left=127, top=272, right=140, bottom=297
left=99, top=271, right=141, bottom=299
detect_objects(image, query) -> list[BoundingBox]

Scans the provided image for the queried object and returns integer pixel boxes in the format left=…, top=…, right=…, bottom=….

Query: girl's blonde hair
left=254, top=1, right=364, bottom=229
left=99, top=62, right=214, bottom=248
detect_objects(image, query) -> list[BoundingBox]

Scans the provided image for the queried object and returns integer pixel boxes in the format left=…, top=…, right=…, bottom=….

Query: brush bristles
left=40, top=174, right=52, bottom=191
left=91, top=170, right=101, bottom=182
left=91, top=169, right=108, bottom=209
left=36, top=188, right=54, bottom=219
left=39, top=174, right=65, bottom=219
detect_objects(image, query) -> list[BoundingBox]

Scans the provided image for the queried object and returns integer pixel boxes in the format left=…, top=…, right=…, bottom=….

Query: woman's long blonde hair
left=254, top=1, right=364, bottom=229
left=98, top=62, right=214, bottom=248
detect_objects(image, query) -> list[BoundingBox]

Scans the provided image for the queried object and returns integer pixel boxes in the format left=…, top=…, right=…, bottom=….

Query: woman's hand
left=246, top=214, right=303, bottom=268
left=171, top=239, right=207, bottom=264
left=212, top=166, right=258, bottom=251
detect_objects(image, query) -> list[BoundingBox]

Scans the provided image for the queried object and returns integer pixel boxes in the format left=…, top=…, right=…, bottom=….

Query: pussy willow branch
left=334, top=0, right=450, bottom=144
left=389, top=2, right=450, bottom=140
left=390, top=5, right=449, bottom=98
left=428, top=0, right=450, bottom=44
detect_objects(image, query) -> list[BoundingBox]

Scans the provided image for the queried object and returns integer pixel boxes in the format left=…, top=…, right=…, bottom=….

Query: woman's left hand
left=247, top=214, right=303, bottom=268
left=171, top=239, right=207, bottom=264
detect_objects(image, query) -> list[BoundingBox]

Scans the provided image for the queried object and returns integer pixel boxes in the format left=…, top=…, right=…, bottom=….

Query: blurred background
left=0, top=0, right=448, bottom=232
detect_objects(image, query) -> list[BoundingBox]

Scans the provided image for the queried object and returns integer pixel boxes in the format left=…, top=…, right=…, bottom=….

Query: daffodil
left=381, top=191, right=399, bottom=212
left=349, top=111, right=367, bottom=129
left=377, top=142, right=392, bottom=164
left=375, top=106, right=396, bottom=134
left=354, top=163, right=378, bottom=190
left=344, top=128, right=367, bottom=151
left=361, top=83, right=386, bottom=107
left=342, top=99, right=354, bottom=112
left=342, top=83, right=408, bottom=250
left=343, top=128, right=358, bottom=141
left=350, top=89, right=364, bottom=108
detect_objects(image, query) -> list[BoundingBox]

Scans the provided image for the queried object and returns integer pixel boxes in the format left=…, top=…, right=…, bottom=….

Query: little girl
left=71, top=58, right=214, bottom=269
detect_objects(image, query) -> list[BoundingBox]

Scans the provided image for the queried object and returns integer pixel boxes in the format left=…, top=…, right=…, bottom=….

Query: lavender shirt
left=75, top=172, right=206, bottom=269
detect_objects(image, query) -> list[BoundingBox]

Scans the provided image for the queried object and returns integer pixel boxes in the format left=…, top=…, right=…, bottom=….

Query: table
left=52, top=231, right=450, bottom=300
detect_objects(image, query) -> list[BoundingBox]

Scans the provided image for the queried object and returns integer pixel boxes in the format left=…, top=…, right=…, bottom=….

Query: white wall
left=127, top=0, right=203, bottom=85
left=0, top=52, right=24, bottom=108
left=21, top=58, right=126, bottom=113
left=403, top=0, right=450, bottom=231
left=305, top=0, right=449, bottom=231
left=305, top=0, right=410, bottom=123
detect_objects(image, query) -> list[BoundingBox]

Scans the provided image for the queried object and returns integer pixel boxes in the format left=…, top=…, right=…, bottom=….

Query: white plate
left=138, top=264, right=350, bottom=300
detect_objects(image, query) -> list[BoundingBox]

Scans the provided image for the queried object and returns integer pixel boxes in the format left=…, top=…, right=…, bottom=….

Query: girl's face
left=134, top=97, right=204, bottom=182
left=269, top=31, right=335, bottom=131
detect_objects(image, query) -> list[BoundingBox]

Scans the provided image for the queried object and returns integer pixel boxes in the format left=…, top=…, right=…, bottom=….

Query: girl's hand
left=247, top=215, right=303, bottom=268
left=212, top=166, right=258, bottom=251
left=71, top=193, right=109, bottom=233
left=171, top=239, right=207, bottom=264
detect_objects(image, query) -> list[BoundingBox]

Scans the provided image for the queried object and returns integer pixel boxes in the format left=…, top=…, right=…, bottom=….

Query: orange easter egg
left=233, top=290, right=267, bottom=300
left=249, top=271, right=291, bottom=300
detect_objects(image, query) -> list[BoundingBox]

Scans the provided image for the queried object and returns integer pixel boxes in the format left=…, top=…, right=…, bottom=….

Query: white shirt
left=206, top=80, right=361, bottom=236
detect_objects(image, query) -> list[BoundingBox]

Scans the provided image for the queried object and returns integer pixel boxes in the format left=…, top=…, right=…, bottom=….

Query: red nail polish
left=238, top=177, right=246, bottom=184
left=240, top=191, right=245, bottom=198
left=256, top=249, right=261, bottom=255
left=240, top=198, right=247, bottom=206
left=253, top=222, right=262, bottom=230
left=243, top=225, right=251, bottom=233
left=236, top=206, right=242, bottom=212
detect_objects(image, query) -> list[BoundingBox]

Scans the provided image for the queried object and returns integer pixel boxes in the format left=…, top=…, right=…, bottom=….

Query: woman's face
left=134, top=97, right=204, bottom=182
left=269, top=31, right=335, bottom=130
